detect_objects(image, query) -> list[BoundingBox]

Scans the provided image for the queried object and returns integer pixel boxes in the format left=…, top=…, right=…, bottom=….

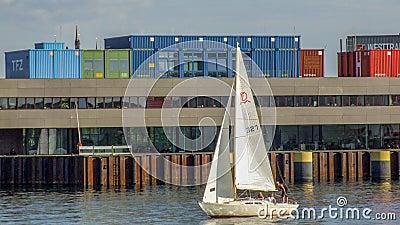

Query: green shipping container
left=105, top=49, right=131, bottom=78
left=82, top=50, right=105, bottom=78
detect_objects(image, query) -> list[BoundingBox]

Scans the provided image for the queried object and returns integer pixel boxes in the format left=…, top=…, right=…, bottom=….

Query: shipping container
left=82, top=50, right=105, bottom=78
left=129, top=35, right=155, bottom=49
left=132, top=50, right=156, bottom=78
left=300, top=49, right=324, bottom=77
left=348, top=52, right=356, bottom=77
left=31, top=50, right=55, bottom=78
left=155, top=36, right=178, bottom=49
left=361, top=50, right=392, bottom=77
left=337, top=52, right=344, bottom=77
left=276, top=36, right=301, bottom=49
left=251, top=36, right=276, bottom=49
left=234, top=36, right=252, bottom=50
left=5, top=50, right=32, bottom=79
left=392, top=50, right=400, bottom=77
left=6, top=49, right=82, bottom=79
left=203, top=36, right=230, bottom=49
left=275, top=49, right=300, bottom=78
left=251, top=50, right=275, bottom=77
left=180, top=36, right=204, bottom=49
left=105, top=49, right=131, bottom=78
left=346, top=35, right=400, bottom=51
left=54, top=50, right=82, bottom=78
left=34, top=42, right=65, bottom=50
left=104, top=36, right=131, bottom=49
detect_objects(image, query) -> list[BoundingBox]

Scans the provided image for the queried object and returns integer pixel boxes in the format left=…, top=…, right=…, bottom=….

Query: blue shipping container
left=105, top=36, right=131, bottom=49
left=132, top=50, right=156, bottom=78
left=31, top=50, right=55, bottom=78
left=276, top=36, right=300, bottom=49
left=276, top=49, right=300, bottom=78
left=5, top=50, right=32, bottom=79
left=251, top=50, right=276, bottom=77
left=251, top=36, right=276, bottom=49
left=155, top=36, right=177, bottom=49
left=34, top=42, right=65, bottom=50
left=130, top=35, right=155, bottom=49
left=53, top=50, right=82, bottom=78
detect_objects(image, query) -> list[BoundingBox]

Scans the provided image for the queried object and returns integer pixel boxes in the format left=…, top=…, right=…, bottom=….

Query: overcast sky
left=1, top=0, right=399, bottom=78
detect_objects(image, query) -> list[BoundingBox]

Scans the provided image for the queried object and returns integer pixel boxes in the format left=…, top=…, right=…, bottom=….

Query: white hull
left=199, top=200, right=299, bottom=218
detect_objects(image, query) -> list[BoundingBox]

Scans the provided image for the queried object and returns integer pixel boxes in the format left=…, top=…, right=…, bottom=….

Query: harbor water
left=0, top=181, right=399, bottom=224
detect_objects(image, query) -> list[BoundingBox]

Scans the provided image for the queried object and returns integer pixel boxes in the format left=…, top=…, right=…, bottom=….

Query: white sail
left=234, top=44, right=276, bottom=192
left=202, top=91, right=234, bottom=203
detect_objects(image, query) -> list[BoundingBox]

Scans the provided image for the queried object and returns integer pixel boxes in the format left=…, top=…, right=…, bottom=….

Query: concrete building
left=1, top=77, right=400, bottom=155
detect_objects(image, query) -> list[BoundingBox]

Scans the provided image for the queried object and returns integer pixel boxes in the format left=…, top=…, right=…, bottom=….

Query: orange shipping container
left=361, top=50, right=392, bottom=77
left=300, top=49, right=324, bottom=77
left=391, top=50, right=400, bottom=77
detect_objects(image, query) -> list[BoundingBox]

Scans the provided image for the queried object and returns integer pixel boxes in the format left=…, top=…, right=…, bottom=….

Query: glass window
left=94, top=59, right=104, bottom=72
left=296, top=96, right=318, bottom=107
left=189, top=97, right=197, bottom=108
left=211, top=96, right=221, bottom=108
left=70, top=98, right=78, bottom=109
left=197, top=97, right=205, bottom=108
left=53, top=97, right=61, bottom=109
left=61, top=98, right=69, bottom=109
left=18, top=98, right=26, bottom=109
left=274, top=96, right=294, bottom=107
left=110, top=59, right=119, bottom=71
left=8, top=98, right=16, bottom=109
left=172, top=97, right=181, bottom=108
left=26, top=97, right=35, bottom=109
left=87, top=97, right=95, bottom=109
left=96, top=97, right=104, bottom=108
left=0, top=98, right=7, bottom=109
left=105, top=97, right=113, bottom=108
left=128, top=97, right=138, bottom=108
left=138, top=97, right=146, bottom=108
left=84, top=60, right=93, bottom=71
left=78, top=97, right=87, bottom=109
left=44, top=97, right=52, bottom=109
left=113, top=97, right=121, bottom=109
left=319, top=96, right=341, bottom=107
left=343, top=95, right=364, bottom=106
left=34, top=97, right=43, bottom=109
left=366, top=95, right=389, bottom=106
left=120, top=59, right=129, bottom=71
left=390, top=95, right=400, bottom=106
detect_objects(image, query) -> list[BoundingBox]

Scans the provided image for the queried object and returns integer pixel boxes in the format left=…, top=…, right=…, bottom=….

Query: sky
left=0, top=0, right=399, bottom=78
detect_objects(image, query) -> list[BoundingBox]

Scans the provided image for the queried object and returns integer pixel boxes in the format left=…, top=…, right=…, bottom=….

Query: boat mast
left=233, top=42, right=240, bottom=200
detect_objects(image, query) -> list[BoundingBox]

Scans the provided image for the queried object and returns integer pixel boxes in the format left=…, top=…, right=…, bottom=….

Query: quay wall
left=0, top=150, right=399, bottom=188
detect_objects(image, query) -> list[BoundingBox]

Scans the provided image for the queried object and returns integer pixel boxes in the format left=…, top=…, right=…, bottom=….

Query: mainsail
left=202, top=90, right=234, bottom=203
left=234, top=44, right=276, bottom=192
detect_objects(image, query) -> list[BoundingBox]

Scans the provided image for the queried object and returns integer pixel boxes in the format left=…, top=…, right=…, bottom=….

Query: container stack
left=105, top=35, right=304, bottom=78
left=338, top=35, right=400, bottom=77
left=5, top=35, right=326, bottom=79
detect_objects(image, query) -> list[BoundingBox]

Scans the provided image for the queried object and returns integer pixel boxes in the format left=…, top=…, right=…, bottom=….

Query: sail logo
left=240, top=91, right=251, bottom=104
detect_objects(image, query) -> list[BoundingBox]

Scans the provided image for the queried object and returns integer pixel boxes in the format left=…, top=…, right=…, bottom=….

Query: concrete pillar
left=294, top=152, right=313, bottom=182
left=371, top=151, right=391, bottom=180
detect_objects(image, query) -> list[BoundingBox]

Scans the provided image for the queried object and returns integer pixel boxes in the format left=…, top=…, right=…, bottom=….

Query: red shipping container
left=337, top=52, right=344, bottom=77
left=392, top=50, right=400, bottom=77
left=300, top=49, right=324, bottom=77
left=361, top=50, right=392, bottom=77
left=348, top=52, right=356, bottom=77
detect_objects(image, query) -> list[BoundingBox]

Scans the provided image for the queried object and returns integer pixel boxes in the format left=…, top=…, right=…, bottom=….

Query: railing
left=79, top=146, right=132, bottom=156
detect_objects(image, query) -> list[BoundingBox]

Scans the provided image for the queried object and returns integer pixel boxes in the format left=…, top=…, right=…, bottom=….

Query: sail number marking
left=246, top=125, right=259, bottom=134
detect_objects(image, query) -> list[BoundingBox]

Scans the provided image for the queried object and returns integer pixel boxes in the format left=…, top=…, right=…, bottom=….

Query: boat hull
left=198, top=200, right=299, bottom=218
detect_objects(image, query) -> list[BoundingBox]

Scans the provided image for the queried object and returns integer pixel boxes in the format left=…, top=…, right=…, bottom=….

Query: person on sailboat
left=276, top=181, right=288, bottom=203
left=267, top=193, right=276, bottom=204
left=257, top=192, right=264, bottom=200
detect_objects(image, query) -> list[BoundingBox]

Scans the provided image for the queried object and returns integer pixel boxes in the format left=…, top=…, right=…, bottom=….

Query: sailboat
left=198, top=44, right=299, bottom=218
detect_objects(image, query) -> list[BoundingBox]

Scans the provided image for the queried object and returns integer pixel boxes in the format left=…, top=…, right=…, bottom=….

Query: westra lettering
left=366, top=43, right=400, bottom=50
